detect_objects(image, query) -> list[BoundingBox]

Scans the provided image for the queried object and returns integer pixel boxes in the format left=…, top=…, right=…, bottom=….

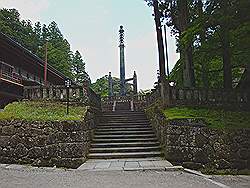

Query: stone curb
left=184, top=168, right=212, bottom=179
left=165, top=166, right=184, bottom=172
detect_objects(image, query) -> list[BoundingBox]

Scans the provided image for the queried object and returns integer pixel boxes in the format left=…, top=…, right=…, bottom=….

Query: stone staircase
left=88, top=111, right=162, bottom=159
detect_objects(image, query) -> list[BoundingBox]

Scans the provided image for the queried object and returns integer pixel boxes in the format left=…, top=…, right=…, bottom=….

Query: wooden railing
left=0, top=69, right=22, bottom=85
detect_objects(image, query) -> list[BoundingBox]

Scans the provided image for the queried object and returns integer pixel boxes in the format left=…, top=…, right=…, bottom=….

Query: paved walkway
left=78, top=157, right=177, bottom=171
left=1, top=164, right=250, bottom=188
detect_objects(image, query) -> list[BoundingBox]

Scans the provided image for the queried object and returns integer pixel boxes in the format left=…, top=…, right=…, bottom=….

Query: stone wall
left=0, top=107, right=100, bottom=168
left=146, top=106, right=250, bottom=170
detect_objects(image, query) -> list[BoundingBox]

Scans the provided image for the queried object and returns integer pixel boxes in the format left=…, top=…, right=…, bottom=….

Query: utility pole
left=44, top=41, right=48, bottom=86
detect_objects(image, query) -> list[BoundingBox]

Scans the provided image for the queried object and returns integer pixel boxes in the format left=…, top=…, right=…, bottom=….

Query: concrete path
left=0, top=164, right=250, bottom=188
left=78, top=157, right=176, bottom=171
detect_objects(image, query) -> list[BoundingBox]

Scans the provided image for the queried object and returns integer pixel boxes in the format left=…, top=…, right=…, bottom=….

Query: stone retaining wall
left=0, top=107, right=100, bottom=168
left=146, top=106, right=250, bottom=170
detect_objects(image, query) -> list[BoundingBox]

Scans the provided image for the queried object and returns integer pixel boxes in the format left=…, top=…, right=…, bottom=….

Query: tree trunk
left=221, top=0, right=232, bottom=89
left=198, top=0, right=209, bottom=88
left=178, top=0, right=195, bottom=88
left=153, top=0, right=166, bottom=79
left=153, top=0, right=169, bottom=107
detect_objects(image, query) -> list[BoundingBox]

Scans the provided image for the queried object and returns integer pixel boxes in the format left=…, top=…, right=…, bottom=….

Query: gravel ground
left=1, top=166, right=250, bottom=188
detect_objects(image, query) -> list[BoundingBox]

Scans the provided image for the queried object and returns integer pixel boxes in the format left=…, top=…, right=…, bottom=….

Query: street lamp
left=64, top=79, right=72, bottom=115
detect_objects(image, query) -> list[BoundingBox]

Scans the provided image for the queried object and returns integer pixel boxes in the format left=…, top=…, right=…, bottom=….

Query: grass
left=163, top=106, right=250, bottom=129
left=0, top=101, right=87, bottom=122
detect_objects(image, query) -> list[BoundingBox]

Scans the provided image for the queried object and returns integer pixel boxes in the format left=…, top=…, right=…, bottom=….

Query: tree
left=71, top=50, right=90, bottom=85
left=146, top=0, right=195, bottom=87
left=147, top=0, right=250, bottom=89
left=91, top=75, right=133, bottom=97
left=0, top=8, right=89, bottom=81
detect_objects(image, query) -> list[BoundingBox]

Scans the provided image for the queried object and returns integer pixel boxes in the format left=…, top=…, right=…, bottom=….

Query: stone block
left=32, top=158, right=54, bottom=167
left=14, top=143, right=28, bottom=158
left=2, top=125, right=16, bottom=136
left=27, top=147, right=43, bottom=158
left=55, top=158, right=85, bottom=169
left=164, top=146, right=185, bottom=162
left=1, top=146, right=14, bottom=157
left=195, top=134, right=208, bottom=148
left=54, top=131, right=69, bottom=143
left=62, top=121, right=83, bottom=132
left=182, top=162, right=203, bottom=170
left=43, top=127, right=56, bottom=135
left=0, top=136, right=10, bottom=147
left=46, top=133, right=58, bottom=145
left=24, top=127, right=44, bottom=136
left=231, top=160, right=247, bottom=170
left=34, top=135, right=47, bottom=146
left=193, top=149, right=209, bottom=163
left=59, top=143, right=86, bottom=158
left=44, top=144, right=59, bottom=158
left=216, top=159, right=231, bottom=169
left=238, top=148, right=250, bottom=160
left=9, top=135, right=23, bottom=147
left=0, top=156, right=16, bottom=164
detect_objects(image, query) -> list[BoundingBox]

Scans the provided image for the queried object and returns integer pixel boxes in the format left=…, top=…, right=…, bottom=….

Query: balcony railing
left=0, top=69, right=22, bottom=85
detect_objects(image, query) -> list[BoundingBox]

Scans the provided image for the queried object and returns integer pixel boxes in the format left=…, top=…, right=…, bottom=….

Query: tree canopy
left=91, top=75, right=133, bottom=97
left=0, top=8, right=89, bottom=83
left=146, top=0, right=250, bottom=89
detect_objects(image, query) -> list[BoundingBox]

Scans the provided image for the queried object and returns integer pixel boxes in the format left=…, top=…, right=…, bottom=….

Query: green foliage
left=163, top=107, right=250, bottom=129
left=71, top=50, right=90, bottom=85
left=0, top=8, right=89, bottom=81
left=0, top=101, right=86, bottom=121
left=91, top=75, right=133, bottom=97
left=147, top=0, right=250, bottom=88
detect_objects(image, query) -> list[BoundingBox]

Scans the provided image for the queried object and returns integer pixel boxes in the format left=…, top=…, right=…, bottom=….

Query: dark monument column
left=119, top=25, right=126, bottom=96
left=108, top=72, right=113, bottom=97
left=133, top=71, right=138, bottom=95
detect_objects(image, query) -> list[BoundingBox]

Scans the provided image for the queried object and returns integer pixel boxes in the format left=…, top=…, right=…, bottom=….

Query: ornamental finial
left=119, top=25, right=124, bottom=45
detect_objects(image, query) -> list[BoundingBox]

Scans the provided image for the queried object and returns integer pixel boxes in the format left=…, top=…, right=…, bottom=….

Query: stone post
left=133, top=71, right=138, bottom=95
left=108, top=72, right=113, bottom=97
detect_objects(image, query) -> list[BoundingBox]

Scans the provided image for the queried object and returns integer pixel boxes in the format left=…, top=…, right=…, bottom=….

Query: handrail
left=0, top=69, right=22, bottom=85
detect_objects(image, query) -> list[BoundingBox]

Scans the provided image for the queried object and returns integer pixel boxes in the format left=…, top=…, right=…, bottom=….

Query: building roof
left=0, top=31, right=73, bottom=85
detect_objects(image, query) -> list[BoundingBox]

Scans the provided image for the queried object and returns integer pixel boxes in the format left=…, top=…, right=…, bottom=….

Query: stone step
left=94, top=130, right=154, bottom=135
left=88, top=151, right=162, bottom=159
left=92, top=137, right=158, bottom=143
left=103, top=111, right=144, bottom=115
left=94, top=134, right=156, bottom=139
left=100, top=120, right=149, bottom=123
left=96, top=127, right=153, bottom=132
left=96, top=125, right=151, bottom=129
left=101, top=115, right=146, bottom=119
left=102, top=114, right=146, bottom=117
left=91, top=142, right=160, bottom=148
left=89, top=146, right=161, bottom=153
left=98, top=122, right=150, bottom=126
left=99, top=114, right=147, bottom=119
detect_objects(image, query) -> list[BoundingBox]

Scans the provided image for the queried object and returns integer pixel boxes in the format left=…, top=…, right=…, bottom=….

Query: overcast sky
left=0, top=0, right=179, bottom=90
